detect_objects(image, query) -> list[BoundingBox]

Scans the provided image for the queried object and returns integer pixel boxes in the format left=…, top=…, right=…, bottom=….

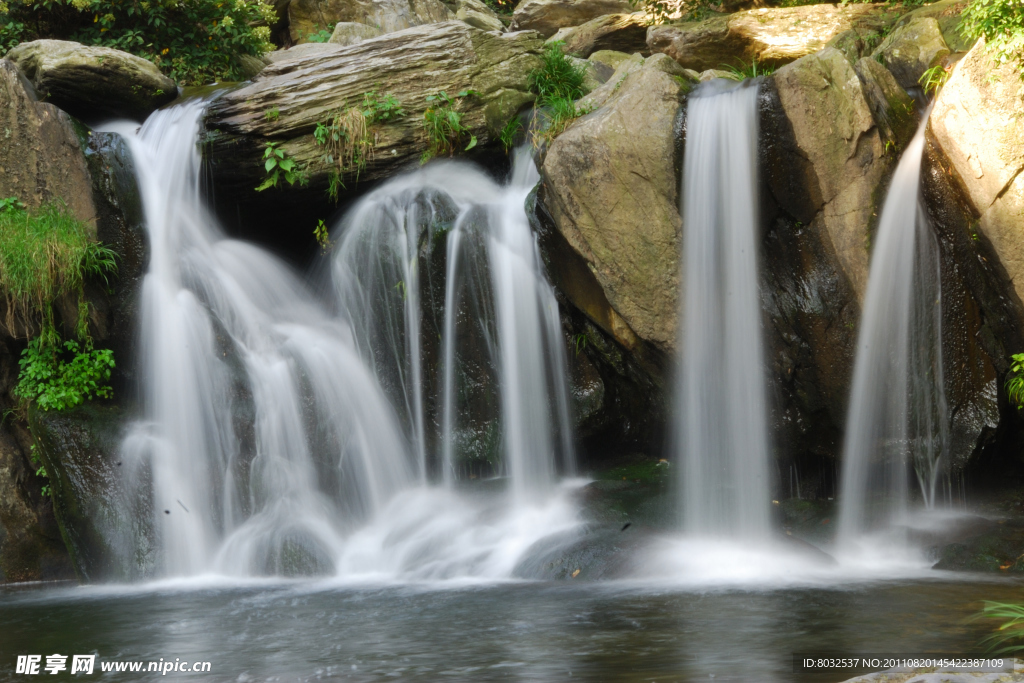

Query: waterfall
left=675, top=80, right=770, bottom=538
left=102, top=97, right=577, bottom=579
left=108, top=98, right=414, bottom=577
left=332, top=147, right=575, bottom=501
left=837, top=115, right=948, bottom=543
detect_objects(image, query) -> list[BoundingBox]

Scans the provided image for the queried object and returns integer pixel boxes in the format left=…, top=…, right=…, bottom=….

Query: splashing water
left=675, top=80, right=771, bottom=539
left=837, top=113, right=949, bottom=545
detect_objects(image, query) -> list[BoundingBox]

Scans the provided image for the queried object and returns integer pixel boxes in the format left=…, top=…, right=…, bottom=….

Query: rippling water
left=2, top=576, right=1018, bottom=682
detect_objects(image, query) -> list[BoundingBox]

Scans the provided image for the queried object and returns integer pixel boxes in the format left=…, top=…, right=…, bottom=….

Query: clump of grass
left=0, top=199, right=117, bottom=343
left=527, top=42, right=592, bottom=143
left=421, top=90, right=478, bottom=162
left=721, top=60, right=776, bottom=81
left=315, top=89, right=406, bottom=201
left=529, top=41, right=587, bottom=103
left=978, top=601, right=1024, bottom=653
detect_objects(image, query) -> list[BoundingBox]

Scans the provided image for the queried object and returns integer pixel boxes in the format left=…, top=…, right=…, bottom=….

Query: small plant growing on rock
left=919, top=64, right=952, bottom=96
left=498, top=116, right=523, bottom=151
left=313, top=89, right=404, bottom=201
left=313, top=219, right=331, bottom=253
left=256, top=142, right=307, bottom=192
left=264, top=107, right=280, bottom=122
left=14, top=337, right=114, bottom=411
left=421, top=90, right=478, bottom=163
left=528, top=42, right=587, bottom=104
left=721, top=60, right=776, bottom=81
left=1006, top=353, right=1024, bottom=409
left=306, top=23, right=335, bottom=43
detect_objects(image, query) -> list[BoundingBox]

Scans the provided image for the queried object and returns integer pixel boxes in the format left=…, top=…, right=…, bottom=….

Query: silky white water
left=101, top=97, right=580, bottom=580
left=675, top=80, right=771, bottom=539
left=837, top=114, right=948, bottom=544
left=332, top=148, right=575, bottom=502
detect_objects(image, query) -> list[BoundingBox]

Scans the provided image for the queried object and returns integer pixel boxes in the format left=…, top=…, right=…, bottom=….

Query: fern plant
left=1007, top=353, right=1024, bottom=409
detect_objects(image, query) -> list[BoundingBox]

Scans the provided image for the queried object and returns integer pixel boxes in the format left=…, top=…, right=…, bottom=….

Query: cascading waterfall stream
left=837, top=113, right=949, bottom=545
left=102, top=97, right=580, bottom=581
left=332, top=148, right=575, bottom=502
left=107, top=98, right=414, bottom=577
left=675, top=80, right=771, bottom=539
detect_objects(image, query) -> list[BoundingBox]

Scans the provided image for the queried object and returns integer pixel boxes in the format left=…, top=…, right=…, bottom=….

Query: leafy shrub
left=28, top=444, right=50, bottom=496
left=1007, top=353, right=1024, bottom=409
left=528, top=41, right=587, bottom=104
left=14, top=337, right=114, bottom=411
left=306, top=23, right=334, bottom=43
left=0, top=198, right=117, bottom=342
left=421, top=90, right=478, bottom=162
left=0, top=0, right=275, bottom=85
left=256, top=142, right=307, bottom=191
left=960, top=0, right=1024, bottom=75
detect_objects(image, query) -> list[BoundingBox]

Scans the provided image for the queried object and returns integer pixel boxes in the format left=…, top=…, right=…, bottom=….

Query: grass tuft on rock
left=0, top=199, right=116, bottom=342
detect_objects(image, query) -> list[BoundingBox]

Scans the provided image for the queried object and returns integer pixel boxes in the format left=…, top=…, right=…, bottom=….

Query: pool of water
left=1, top=575, right=1019, bottom=682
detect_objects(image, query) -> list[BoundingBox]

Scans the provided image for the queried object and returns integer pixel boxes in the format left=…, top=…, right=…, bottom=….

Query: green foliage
left=498, top=116, right=522, bottom=151
left=305, top=23, right=334, bottom=43
left=264, top=107, right=280, bottom=122
left=978, top=601, right=1024, bottom=653
left=312, top=90, right=403, bottom=201
left=361, top=89, right=405, bottom=124
left=596, top=459, right=671, bottom=485
left=313, top=218, right=331, bottom=253
left=1007, top=353, right=1024, bottom=409
left=537, top=95, right=593, bottom=143
left=960, top=0, right=1024, bottom=76
left=0, top=198, right=117, bottom=341
left=721, top=60, right=776, bottom=81
left=255, top=142, right=307, bottom=192
left=572, top=332, right=587, bottom=356
left=421, top=90, right=478, bottom=162
left=919, top=64, right=951, bottom=96
left=0, top=0, right=275, bottom=85
left=480, top=0, right=513, bottom=15
left=528, top=41, right=587, bottom=104
left=14, top=337, right=114, bottom=411
left=28, top=444, right=50, bottom=496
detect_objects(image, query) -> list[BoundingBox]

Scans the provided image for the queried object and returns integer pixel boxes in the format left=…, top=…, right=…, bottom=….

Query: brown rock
left=549, top=12, right=649, bottom=57
left=511, top=0, right=634, bottom=38
left=647, top=4, right=890, bottom=72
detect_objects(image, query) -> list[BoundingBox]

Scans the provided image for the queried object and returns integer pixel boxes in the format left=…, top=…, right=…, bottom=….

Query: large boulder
left=5, top=40, right=176, bottom=121
left=647, top=4, right=890, bottom=72
left=540, top=55, right=686, bottom=354
left=204, top=22, right=542, bottom=217
left=548, top=12, right=648, bottom=57
left=0, top=59, right=97, bottom=226
left=870, top=16, right=949, bottom=89
left=930, top=38, right=1024, bottom=310
left=329, top=22, right=386, bottom=46
left=511, top=0, right=634, bottom=38
left=769, top=47, right=909, bottom=298
left=443, top=0, right=507, bottom=32
left=288, top=0, right=454, bottom=43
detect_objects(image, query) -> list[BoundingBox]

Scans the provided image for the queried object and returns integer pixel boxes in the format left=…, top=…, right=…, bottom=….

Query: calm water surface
left=1, top=576, right=1021, bottom=682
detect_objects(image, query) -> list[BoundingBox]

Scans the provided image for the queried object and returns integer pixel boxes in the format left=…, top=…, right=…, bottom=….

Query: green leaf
left=465, top=135, right=477, bottom=151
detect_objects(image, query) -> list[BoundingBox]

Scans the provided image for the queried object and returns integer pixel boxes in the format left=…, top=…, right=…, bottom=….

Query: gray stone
left=511, top=0, right=634, bottom=38
left=5, top=40, right=176, bottom=121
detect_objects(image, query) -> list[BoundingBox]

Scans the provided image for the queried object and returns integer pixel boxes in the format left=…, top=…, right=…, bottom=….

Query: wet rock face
left=5, top=40, right=176, bottom=122
left=647, top=4, right=892, bottom=73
